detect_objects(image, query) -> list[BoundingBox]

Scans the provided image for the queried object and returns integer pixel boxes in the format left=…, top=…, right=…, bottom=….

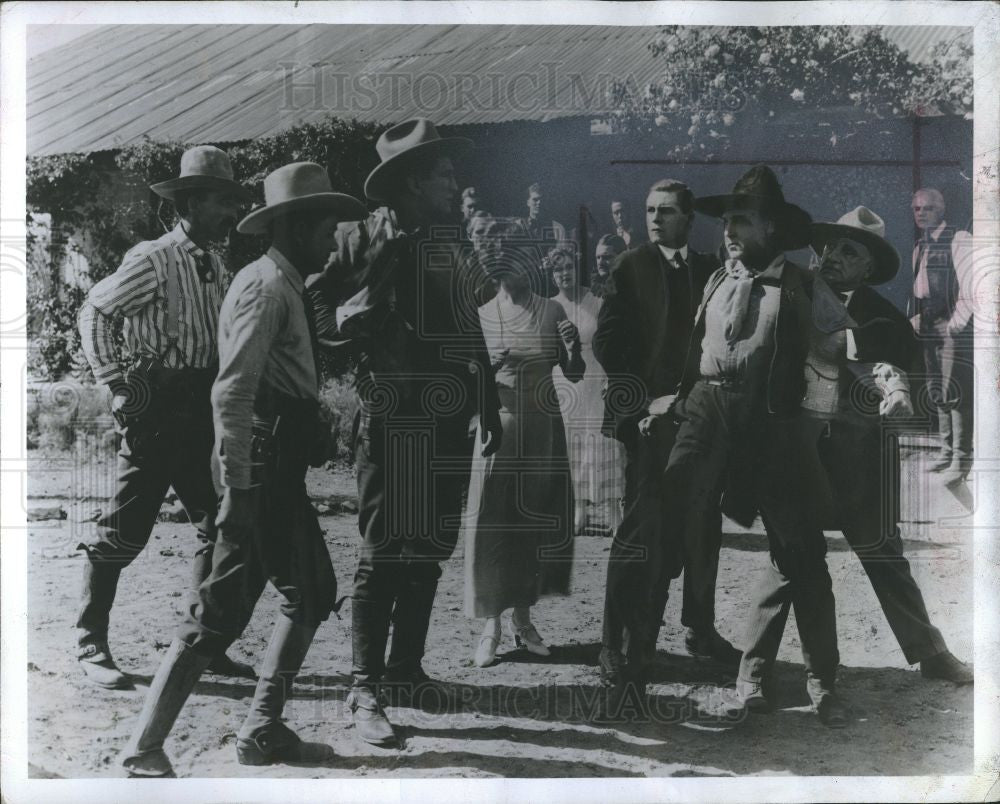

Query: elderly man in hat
left=308, top=118, right=502, bottom=748
left=76, top=145, right=254, bottom=689
left=658, top=166, right=847, bottom=726
left=119, top=163, right=367, bottom=777
left=769, top=206, right=972, bottom=686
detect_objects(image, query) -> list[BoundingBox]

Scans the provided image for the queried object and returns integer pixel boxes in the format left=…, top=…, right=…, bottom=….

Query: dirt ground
left=24, top=444, right=975, bottom=779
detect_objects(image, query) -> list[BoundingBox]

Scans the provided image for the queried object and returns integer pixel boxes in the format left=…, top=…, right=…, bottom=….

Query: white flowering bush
left=609, top=26, right=972, bottom=155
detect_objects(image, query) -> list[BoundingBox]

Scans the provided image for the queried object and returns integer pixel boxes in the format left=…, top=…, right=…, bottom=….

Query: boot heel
left=235, top=740, right=269, bottom=766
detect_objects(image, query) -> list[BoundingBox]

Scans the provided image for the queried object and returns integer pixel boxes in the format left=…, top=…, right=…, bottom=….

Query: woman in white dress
left=549, top=244, right=626, bottom=536
left=465, top=221, right=585, bottom=668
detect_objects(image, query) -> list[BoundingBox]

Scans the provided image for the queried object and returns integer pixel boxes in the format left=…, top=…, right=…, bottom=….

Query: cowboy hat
left=694, top=165, right=812, bottom=249
left=364, top=118, right=473, bottom=203
left=237, top=162, right=367, bottom=235
left=150, top=145, right=251, bottom=203
left=810, top=206, right=900, bottom=285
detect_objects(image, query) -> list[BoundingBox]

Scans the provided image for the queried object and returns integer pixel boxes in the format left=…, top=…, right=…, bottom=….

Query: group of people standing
left=72, top=115, right=974, bottom=777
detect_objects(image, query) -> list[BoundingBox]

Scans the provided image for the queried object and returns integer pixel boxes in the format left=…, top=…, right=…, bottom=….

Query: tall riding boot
left=929, top=406, right=953, bottom=472
left=385, top=577, right=439, bottom=681
left=189, top=542, right=257, bottom=679
left=76, top=559, right=131, bottom=690
left=943, top=408, right=974, bottom=488
left=236, top=616, right=333, bottom=766
left=120, top=638, right=212, bottom=777
left=347, top=596, right=396, bottom=747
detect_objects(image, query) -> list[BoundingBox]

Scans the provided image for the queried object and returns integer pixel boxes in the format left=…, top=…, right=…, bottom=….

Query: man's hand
left=638, top=414, right=659, bottom=437
left=480, top=418, right=503, bottom=457
left=880, top=389, right=914, bottom=418
left=216, top=487, right=255, bottom=538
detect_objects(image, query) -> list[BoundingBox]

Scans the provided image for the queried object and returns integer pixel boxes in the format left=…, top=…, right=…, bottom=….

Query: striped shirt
left=78, top=223, right=226, bottom=386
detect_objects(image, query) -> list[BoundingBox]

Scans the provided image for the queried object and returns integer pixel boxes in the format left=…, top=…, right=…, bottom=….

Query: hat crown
left=262, top=162, right=333, bottom=206
left=178, top=145, right=235, bottom=181
left=836, top=205, right=885, bottom=239
left=731, top=164, right=787, bottom=204
left=375, top=118, right=444, bottom=164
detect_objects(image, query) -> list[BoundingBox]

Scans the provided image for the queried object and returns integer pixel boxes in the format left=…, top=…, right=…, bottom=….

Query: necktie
left=302, top=289, right=322, bottom=390
left=673, top=252, right=688, bottom=272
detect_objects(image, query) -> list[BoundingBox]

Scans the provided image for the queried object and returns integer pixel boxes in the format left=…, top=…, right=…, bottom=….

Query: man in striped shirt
left=76, top=145, right=255, bottom=689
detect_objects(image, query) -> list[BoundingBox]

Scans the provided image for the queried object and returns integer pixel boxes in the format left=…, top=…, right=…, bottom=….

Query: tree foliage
left=26, top=117, right=380, bottom=380
left=609, top=27, right=973, bottom=156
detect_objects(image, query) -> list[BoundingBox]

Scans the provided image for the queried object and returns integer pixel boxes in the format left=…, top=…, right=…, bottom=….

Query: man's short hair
left=597, top=233, right=627, bottom=254
left=647, top=179, right=694, bottom=216
left=527, top=182, right=543, bottom=198
left=462, top=186, right=477, bottom=201
left=913, top=187, right=946, bottom=210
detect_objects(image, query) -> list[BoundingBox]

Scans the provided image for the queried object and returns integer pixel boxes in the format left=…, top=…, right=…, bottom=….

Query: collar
left=726, top=254, right=784, bottom=280
left=168, top=222, right=207, bottom=258
left=925, top=221, right=948, bottom=242
left=657, top=244, right=689, bottom=263
left=841, top=289, right=855, bottom=303
left=267, top=246, right=305, bottom=294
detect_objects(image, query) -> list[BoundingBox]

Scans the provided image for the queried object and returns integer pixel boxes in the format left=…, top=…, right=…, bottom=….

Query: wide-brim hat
left=237, top=162, right=367, bottom=235
left=810, top=205, right=900, bottom=285
left=694, top=164, right=812, bottom=249
left=364, top=118, right=473, bottom=203
left=150, top=145, right=251, bottom=203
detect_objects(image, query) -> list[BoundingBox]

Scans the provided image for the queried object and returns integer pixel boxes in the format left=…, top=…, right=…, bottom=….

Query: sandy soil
left=24, top=445, right=974, bottom=779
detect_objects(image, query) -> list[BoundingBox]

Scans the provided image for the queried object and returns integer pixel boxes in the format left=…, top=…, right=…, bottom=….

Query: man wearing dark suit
left=593, top=178, right=727, bottom=694
left=774, top=206, right=972, bottom=686
left=307, top=119, right=502, bottom=748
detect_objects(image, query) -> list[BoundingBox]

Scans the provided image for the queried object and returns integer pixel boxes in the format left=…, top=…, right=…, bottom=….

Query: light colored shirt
left=657, top=244, right=689, bottom=265
left=212, top=247, right=317, bottom=490
left=79, top=223, right=225, bottom=385
left=699, top=256, right=784, bottom=384
left=912, top=220, right=974, bottom=330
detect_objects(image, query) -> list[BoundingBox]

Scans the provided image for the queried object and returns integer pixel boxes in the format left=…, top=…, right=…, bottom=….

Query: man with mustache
left=664, top=165, right=847, bottom=726
left=308, top=119, right=503, bottom=748
left=77, top=146, right=254, bottom=690
left=781, top=206, right=971, bottom=685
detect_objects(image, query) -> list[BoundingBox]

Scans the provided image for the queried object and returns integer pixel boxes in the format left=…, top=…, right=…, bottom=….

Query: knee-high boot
left=76, top=559, right=131, bottom=689
left=120, top=638, right=212, bottom=777
left=385, top=577, right=439, bottom=680
left=348, top=596, right=396, bottom=747
left=236, top=615, right=332, bottom=765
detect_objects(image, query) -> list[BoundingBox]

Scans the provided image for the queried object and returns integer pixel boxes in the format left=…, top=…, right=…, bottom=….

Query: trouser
left=352, top=412, right=472, bottom=687
left=668, top=382, right=839, bottom=685
left=920, top=316, right=974, bottom=463
left=76, top=394, right=217, bottom=649
left=178, top=405, right=339, bottom=657
left=793, top=415, right=947, bottom=664
left=601, top=421, right=683, bottom=665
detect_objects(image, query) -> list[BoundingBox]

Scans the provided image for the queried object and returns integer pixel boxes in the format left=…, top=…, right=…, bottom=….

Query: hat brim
left=236, top=193, right=368, bottom=235
left=364, top=137, right=473, bottom=203
left=151, top=175, right=252, bottom=204
left=694, top=193, right=813, bottom=249
left=810, top=222, right=900, bottom=285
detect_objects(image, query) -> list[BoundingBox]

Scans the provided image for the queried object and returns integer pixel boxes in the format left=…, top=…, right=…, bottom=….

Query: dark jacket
left=845, top=285, right=917, bottom=377
left=306, top=211, right=501, bottom=433
left=678, top=258, right=813, bottom=419
left=593, top=242, right=717, bottom=447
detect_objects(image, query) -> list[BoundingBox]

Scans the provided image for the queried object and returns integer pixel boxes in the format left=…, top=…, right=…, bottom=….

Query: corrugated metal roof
left=27, top=24, right=971, bottom=156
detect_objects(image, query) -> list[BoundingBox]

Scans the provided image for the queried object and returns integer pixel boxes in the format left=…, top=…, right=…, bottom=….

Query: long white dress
left=552, top=289, right=626, bottom=506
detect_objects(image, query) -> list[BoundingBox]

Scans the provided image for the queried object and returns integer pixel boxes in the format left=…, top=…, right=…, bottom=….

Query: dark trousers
left=668, top=382, right=839, bottom=685
left=352, top=413, right=472, bottom=686
left=920, top=316, right=974, bottom=461
left=76, top=406, right=217, bottom=646
left=601, top=422, right=683, bottom=663
left=791, top=415, right=947, bottom=664
left=179, top=414, right=338, bottom=657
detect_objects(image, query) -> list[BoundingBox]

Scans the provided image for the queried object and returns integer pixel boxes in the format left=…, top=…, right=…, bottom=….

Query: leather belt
left=703, top=377, right=746, bottom=390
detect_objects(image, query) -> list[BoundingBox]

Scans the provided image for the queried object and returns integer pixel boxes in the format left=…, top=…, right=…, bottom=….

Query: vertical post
left=578, top=204, right=590, bottom=288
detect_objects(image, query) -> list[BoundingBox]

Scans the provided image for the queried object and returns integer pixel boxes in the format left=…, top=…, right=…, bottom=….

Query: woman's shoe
left=505, top=616, right=550, bottom=657
left=474, top=633, right=500, bottom=667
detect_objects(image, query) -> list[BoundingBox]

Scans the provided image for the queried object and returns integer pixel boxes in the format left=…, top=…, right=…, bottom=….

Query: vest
left=915, top=227, right=960, bottom=321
